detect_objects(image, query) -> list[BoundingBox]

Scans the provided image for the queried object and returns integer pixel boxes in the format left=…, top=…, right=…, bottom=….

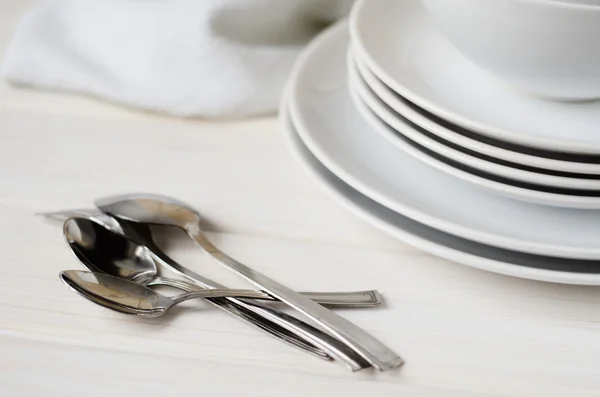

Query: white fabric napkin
left=1, top=0, right=353, bottom=119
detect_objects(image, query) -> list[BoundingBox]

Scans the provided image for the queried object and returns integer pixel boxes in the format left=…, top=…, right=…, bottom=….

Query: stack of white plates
left=281, top=0, right=600, bottom=285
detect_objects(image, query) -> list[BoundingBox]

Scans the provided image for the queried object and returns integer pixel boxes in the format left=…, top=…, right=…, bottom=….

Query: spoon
left=60, top=270, right=272, bottom=317
left=62, top=214, right=370, bottom=370
left=95, top=193, right=402, bottom=371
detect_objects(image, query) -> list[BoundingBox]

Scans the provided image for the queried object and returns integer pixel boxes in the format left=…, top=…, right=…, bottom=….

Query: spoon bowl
left=60, top=270, right=168, bottom=316
left=64, top=216, right=158, bottom=285
left=95, top=193, right=201, bottom=230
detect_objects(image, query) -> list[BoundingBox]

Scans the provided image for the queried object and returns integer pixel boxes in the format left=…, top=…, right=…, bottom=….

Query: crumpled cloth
left=1, top=0, right=353, bottom=118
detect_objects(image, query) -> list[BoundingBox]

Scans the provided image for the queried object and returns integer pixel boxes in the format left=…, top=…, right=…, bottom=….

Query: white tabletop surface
left=2, top=2, right=600, bottom=396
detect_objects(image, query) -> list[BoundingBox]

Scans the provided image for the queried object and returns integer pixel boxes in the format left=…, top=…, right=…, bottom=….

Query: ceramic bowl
left=421, top=0, right=600, bottom=100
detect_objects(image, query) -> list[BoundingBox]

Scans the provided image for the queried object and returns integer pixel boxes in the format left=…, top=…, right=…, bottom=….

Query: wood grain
left=1, top=2, right=600, bottom=396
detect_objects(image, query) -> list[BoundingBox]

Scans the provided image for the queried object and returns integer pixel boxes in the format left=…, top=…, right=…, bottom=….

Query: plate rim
left=351, top=50, right=600, bottom=175
left=348, top=73, right=600, bottom=208
left=348, top=56, right=600, bottom=192
left=349, top=0, right=600, bottom=154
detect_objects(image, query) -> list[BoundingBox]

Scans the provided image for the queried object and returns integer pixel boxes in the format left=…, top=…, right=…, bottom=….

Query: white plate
left=348, top=56, right=600, bottom=192
left=349, top=0, right=600, bottom=155
left=281, top=104, right=600, bottom=285
left=287, top=21, right=600, bottom=260
left=351, top=51, right=600, bottom=175
left=349, top=67, right=600, bottom=209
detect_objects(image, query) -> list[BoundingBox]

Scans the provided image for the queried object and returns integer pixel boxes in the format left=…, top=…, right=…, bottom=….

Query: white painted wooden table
left=2, top=3, right=600, bottom=396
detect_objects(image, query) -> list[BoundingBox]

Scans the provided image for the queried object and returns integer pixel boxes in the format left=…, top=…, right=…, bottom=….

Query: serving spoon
left=95, top=193, right=402, bottom=371
left=60, top=214, right=370, bottom=370
left=61, top=270, right=273, bottom=317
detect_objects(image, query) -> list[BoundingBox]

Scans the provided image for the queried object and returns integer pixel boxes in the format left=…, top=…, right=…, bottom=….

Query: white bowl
left=421, top=0, right=600, bottom=100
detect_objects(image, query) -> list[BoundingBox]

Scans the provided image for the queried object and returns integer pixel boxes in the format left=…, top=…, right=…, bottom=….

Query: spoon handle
left=154, top=277, right=381, bottom=307
left=222, top=302, right=331, bottom=360
left=294, top=290, right=383, bottom=308
left=189, top=230, right=402, bottom=371
left=169, top=288, right=271, bottom=304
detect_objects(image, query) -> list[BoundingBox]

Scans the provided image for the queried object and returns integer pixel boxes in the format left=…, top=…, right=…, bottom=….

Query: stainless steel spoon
left=95, top=193, right=402, bottom=371
left=61, top=214, right=370, bottom=370
left=60, top=270, right=272, bottom=317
